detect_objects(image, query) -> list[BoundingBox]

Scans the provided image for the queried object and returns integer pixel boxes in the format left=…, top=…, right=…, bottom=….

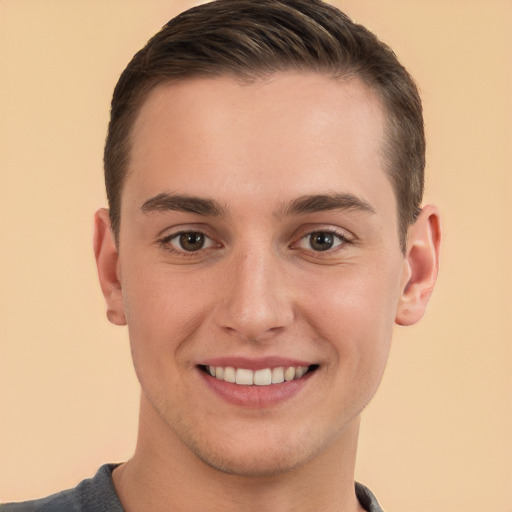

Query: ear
left=93, top=208, right=127, bottom=326
left=395, top=204, right=441, bottom=326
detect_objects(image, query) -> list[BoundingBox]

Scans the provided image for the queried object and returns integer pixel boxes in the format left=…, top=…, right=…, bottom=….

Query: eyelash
left=157, top=228, right=354, bottom=257
left=158, top=230, right=220, bottom=257
left=293, top=229, right=353, bottom=253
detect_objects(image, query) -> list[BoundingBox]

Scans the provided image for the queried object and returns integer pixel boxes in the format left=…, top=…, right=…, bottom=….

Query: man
left=1, top=0, right=440, bottom=510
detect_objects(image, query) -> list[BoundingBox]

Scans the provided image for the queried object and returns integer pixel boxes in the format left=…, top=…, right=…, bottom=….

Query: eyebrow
left=140, top=192, right=375, bottom=218
left=281, top=193, right=376, bottom=217
left=141, top=193, right=228, bottom=216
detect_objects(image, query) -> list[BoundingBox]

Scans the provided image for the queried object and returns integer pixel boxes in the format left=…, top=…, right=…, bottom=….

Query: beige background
left=1, top=1, right=511, bottom=510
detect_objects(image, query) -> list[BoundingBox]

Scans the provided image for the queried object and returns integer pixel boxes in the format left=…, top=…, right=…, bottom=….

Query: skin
left=94, top=72, right=440, bottom=512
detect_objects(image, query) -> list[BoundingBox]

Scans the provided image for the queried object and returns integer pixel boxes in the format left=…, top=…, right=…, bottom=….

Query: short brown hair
left=104, top=0, right=425, bottom=250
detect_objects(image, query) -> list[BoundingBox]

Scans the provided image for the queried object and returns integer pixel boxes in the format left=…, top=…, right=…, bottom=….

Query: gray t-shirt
left=0, top=464, right=384, bottom=511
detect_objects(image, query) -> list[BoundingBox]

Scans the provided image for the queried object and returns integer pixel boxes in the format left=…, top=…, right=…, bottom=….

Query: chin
left=191, top=442, right=311, bottom=477
left=180, top=421, right=334, bottom=478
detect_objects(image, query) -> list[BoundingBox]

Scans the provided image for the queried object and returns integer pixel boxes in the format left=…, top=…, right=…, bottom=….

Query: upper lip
left=198, top=356, right=315, bottom=370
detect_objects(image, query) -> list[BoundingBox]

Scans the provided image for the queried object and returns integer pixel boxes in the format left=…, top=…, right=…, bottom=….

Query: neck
left=113, top=394, right=365, bottom=512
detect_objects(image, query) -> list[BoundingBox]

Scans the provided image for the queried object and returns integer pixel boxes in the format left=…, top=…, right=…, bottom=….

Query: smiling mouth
left=199, top=364, right=319, bottom=386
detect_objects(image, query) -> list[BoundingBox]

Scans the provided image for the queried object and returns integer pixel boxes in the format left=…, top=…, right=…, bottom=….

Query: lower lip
left=199, top=369, right=314, bottom=408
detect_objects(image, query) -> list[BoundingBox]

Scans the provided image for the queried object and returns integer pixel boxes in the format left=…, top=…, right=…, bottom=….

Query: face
left=106, top=73, right=411, bottom=476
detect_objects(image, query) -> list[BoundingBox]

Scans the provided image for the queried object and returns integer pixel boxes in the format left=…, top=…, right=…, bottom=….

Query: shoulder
left=0, top=465, right=124, bottom=512
left=355, top=481, right=385, bottom=512
left=0, top=489, right=77, bottom=512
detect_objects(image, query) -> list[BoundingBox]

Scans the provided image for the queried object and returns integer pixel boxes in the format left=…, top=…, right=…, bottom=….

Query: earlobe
left=395, top=204, right=441, bottom=326
left=93, top=208, right=127, bottom=326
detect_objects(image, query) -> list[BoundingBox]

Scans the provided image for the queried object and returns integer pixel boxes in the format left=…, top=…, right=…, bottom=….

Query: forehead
left=125, top=72, right=395, bottom=221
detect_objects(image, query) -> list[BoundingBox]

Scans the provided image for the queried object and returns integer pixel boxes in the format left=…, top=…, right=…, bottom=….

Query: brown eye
left=309, top=232, right=335, bottom=251
left=161, top=231, right=218, bottom=253
left=158, top=231, right=218, bottom=257
left=177, top=232, right=206, bottom=251
left=296, top=231, right=346, bottom=252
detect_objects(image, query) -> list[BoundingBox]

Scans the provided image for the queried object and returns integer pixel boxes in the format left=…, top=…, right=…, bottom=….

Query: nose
left=214, top=245, right=294, bottom=342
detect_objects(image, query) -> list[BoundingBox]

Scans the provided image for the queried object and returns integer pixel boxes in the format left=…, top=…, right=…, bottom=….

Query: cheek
left=301, top=261, right=401, bottom=370
left=120, top=261, right=212, bottom=378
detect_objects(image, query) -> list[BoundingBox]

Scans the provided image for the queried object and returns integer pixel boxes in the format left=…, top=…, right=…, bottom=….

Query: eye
left=161, top=231, right=218, bottom=253
left=296, top=231, right=347, bottom=252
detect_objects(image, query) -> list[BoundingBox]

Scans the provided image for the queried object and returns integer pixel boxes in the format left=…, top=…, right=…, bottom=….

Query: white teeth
left=271, top=367, right=284, bottom=384
left=284, top=367, right=296, bottom=381
left=254, top=368, right=272, bottom=386
left=236, top=368, right=253, bottom=385
left=295, top=366, right=307, bottom=378
left=206, top=365, right=311, bottom=386
left=224, top=367, right=236, bottom=383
